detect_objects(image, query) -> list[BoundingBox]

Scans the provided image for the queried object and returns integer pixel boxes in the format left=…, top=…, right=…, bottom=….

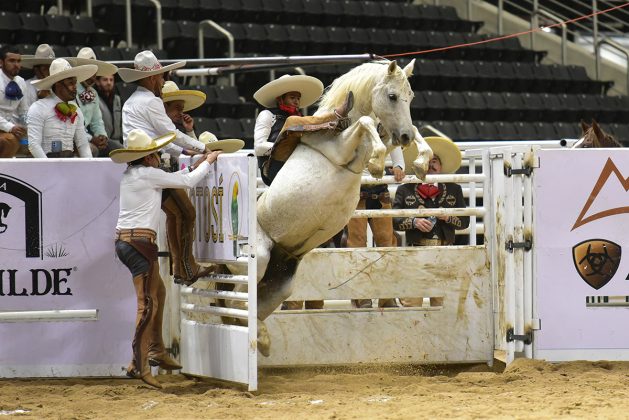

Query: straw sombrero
left=162, top=81, right=206, bottom=112
left=21, top=44, right=56, bottom=68
left=66, top=47, right=118, bottom=77
left=118, top=50, right=185, bottom=83
left=31, top=58, right=98, bottom=90
left=402, top=136, right=462, bottom=174
left=110, top=129, right=176, bottom=163
left=253, top=74, right=323, bottom=108
left=198, top=131, right=245, bottom=153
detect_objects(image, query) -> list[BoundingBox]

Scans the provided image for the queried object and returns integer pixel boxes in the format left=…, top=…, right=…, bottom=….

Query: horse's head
left=574, top=119, right=622, bottom=148
left=371, top=60, right=415, bottom=148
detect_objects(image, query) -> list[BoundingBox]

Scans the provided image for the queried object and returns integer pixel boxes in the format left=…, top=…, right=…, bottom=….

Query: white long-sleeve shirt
left=0, top=71, right=29, bottom=132
left=122, top=86, right=205, bottom=157
left=26, top=93, right=93, bottom=158
left=116, top=161, right=211, bottom=232
left=253, top=109, right=275, bottom=156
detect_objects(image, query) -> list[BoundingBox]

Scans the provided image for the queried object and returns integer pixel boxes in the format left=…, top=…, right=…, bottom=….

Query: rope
left=382, top=1, right=629, bottom=59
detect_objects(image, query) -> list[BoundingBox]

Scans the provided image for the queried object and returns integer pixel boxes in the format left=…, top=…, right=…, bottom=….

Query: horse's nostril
left=400, top=133, right=410, bottom=145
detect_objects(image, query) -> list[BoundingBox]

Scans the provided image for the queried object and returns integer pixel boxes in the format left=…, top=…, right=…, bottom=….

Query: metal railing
left=597, top=37, right=629, bottom=90
left=198, top=20, right=235, bottom=86
left=531, top=8, right=567, bottom=64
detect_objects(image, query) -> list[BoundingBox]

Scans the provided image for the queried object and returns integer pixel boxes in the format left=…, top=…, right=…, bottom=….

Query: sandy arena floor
left=1, top=358, right=629, bottom=419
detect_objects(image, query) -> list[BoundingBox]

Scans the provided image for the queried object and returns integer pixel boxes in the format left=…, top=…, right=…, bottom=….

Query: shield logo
left=572, top=239, right=621, bottom=290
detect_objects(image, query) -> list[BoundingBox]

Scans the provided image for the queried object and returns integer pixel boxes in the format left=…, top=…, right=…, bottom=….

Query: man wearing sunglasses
left=0, top=45, right=28, bottom=158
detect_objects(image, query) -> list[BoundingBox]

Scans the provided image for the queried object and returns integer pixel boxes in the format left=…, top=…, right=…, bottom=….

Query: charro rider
left=119, top=50, right=219, bottom=285
left=393, top=136, right=469, bottom=307
left=111, top=128, right=221, bottom=389
left=253, top=74, right=354, bottom=185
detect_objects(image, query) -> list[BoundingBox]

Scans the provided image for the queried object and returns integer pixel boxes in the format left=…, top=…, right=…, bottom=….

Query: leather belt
left=359, top=191, right=391, bottom=203
left=47, top=151, right=74, bottom=158
left=409, top=238, right=446, bottom=246
left=115, top=228, right=157, bottom=244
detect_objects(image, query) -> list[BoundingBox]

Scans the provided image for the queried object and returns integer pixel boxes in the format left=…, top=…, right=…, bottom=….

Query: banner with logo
left=180, top=153, right=250, bottom=262
left=534, top=150, right=629, bottom=358
left=0, top=160, right=134, bottom=377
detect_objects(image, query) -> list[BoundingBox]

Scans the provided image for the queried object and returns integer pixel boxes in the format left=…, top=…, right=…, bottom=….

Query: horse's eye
left=388, top=93, right=398, bottom=101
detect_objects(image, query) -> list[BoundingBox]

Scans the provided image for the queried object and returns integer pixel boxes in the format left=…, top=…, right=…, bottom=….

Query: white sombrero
left=118, top=50, right=185, bottom=83
left=253, top=74, right=323, bottom=108
left=66, top=47, right=118, bottom=77
left=403, top=136, right=462, bottom=175
left=198, top=131, right=245, bottom=153
left=162, top=81, right=206, bottom=112
left=110, top=129, right=176, bottom=163
left=31, top=58, right=98, bottom=90
left=21, top=44, right=56, bottom=68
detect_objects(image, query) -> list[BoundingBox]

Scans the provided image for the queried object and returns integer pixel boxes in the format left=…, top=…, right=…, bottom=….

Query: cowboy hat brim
left=162, top=90, right=206, bottom=112
left=205, top=139, right=245, bottom=153
left=109, top=133, right=176, bottom=164
left=118, top=61, right=186, bottom=83
left=402, top=136, right=462, bottom=175
left=254, top=75, right=323, bottom=108
left=20, top=57, right=55, bottom=68
left=31, top=64, right=99, bottom=90
left=65, top=57, right=118, bottom=76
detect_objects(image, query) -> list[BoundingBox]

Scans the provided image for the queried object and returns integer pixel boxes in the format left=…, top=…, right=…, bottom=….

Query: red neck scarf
left=278, top=103, right=301, bottom=116
left=417, top=183, right=440, bottom=199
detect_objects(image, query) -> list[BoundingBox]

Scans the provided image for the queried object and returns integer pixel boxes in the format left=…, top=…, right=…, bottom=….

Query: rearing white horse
left=227, top=60, right=432, bottom=355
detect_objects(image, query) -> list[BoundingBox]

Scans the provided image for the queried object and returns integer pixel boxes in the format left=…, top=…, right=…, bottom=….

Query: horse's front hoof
left=257, top=319, right=271, bottom=357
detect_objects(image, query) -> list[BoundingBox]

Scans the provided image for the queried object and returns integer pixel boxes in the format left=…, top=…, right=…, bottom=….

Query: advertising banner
left=180, top=153, right=250, bottom=262
left=0, top=159, right=133, bottom=377
left=534, top=149, right=629, bottom=359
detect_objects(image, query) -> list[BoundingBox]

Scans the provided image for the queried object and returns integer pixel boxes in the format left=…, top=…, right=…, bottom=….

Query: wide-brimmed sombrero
left=110, top=129, right=176, bottom=163
left=402, top=136, right=462, bottom=174
left=65, top=47, right=118, bottom=77
left=21, top=44, right=56, bottom=68
left=118, top=50, right=185, bottom=83
left=162, top=81, right=206, bottom=112
left=198, top=131, right=245, bottom=153
left=31, top=58, right=98, bottom=90
left=253, top=74, right=323, bottom=108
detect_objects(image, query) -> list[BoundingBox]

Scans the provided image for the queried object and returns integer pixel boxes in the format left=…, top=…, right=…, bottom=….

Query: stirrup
left=335, top=117, right=351, bottom=132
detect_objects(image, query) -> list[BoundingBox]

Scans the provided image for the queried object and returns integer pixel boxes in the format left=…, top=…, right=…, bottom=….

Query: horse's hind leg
left=257, top=245, right=299, bottom=320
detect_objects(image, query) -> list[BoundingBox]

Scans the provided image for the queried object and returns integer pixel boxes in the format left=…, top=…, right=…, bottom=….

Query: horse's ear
left=580, top=120, right=590, bottom=133
left=592, top=120, right=604, bottom=139
left=402, top=59, right=415, bottom=77
left=387, top=60, right=398, bottom=75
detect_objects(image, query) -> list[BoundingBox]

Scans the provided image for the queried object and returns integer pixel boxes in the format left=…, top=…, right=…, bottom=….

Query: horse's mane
left=317, top=60, right=409, bottom=114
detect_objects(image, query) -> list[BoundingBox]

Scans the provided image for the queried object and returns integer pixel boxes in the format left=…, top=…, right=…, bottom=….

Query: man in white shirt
left=111, top=128, right=220, bottom=389
left=20, top=44, right=56, bottom=110
left=26, top=58, right=97, bottom=158
left=0, top=45, right=29, bottom=158
left=119, top=51, right=219, bottom=285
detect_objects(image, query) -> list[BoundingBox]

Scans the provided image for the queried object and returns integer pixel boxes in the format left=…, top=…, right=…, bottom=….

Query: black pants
left=259, top=157, right=285, bottom=186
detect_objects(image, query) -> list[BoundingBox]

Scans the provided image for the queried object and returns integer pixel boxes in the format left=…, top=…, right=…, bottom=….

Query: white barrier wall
left=0, top=159, right=134, bottom=377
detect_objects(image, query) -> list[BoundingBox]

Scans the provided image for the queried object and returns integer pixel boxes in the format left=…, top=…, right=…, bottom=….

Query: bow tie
left=417, top=183, right=440, bottom=199
left=78, top=88, right=96, bottom=104
left=5, top=80, right=23, bottom=100
left=54, top=102, right=78, bottom=123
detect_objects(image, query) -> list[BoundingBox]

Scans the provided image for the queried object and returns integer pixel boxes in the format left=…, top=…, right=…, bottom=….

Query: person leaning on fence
left=68, top=47, right=123, bottom=157
left=393, top=136, right=469, bottom=307
left=21, top=44, right=56, bottom=109
left=119, top=50, right=219, bottom=285
left=253, top=74, right=354, bottom=186
left=111, top=128, right=221, bottom=389
left=26, top=58, right=95, bottom=158
left=0, top=45, right=28, bottom=158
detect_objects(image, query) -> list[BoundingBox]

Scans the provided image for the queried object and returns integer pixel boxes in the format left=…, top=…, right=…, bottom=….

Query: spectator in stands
left=69, top=47, right=122, bottom=157
left=111, top=128, right=221, bottom=389
left=347, top=135, right=406, bottom=309
left=161, top=81, right=205, bottom=139
left=21, top=44, right=56, bottom=109
left=119, top=50, right=218, bottom=285
left=393, top=136, right=469, bottom=307
left=95, top=74, right=122, bottom=143
left=0, top=45, right=28, bottom=158
left=26, top=58, right=96, bottom=158
left=253, top=74, right=353, bottom=186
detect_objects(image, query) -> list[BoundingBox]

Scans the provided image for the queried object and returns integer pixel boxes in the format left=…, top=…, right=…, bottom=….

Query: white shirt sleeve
left=145, top=161, right=212, bottom=189
left=390, top=146, right=405, bottom=170
left=146, top=97, right=205, bottom=153
left=74, top=110, right=93, bottom=158
left=26, top=102, right=47, bottom=158
left=254, top=110, right=275, bottom=156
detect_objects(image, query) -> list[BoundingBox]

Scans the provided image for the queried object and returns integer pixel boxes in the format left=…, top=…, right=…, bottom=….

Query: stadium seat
left=68, top=15, right=111, bottom=47
left=216, top=117, right=245, bottom=139
left=318, top=0, right=343, bottom=27
left=194, top=117, right=219, bottom=136
left=176, top=0, right=199, bottom=21
left=18, top=12, right=46, bottom=45
left=239, top=117, right=255, bottom=147
left=93, top=45, right=122, bottom=62
left=0, top=11, right=21, bottom=44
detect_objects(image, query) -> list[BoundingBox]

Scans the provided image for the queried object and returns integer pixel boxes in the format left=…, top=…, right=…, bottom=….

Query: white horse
left=226, top=60, right=432, bottom=355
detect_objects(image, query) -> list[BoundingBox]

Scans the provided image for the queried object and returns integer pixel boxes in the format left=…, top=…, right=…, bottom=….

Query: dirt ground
left=1, top=358, right=629, bottom=419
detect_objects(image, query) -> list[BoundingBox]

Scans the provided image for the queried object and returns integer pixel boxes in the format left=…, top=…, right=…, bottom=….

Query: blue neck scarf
left=5, top=80, right=23, bottom=101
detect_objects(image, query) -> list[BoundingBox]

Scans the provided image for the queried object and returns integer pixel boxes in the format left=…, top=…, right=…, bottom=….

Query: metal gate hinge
left=505, top=166, right=533, bottom=177
left=505, top=239, right=532, bottom=252
left=506, top=327, right=532, bottom=345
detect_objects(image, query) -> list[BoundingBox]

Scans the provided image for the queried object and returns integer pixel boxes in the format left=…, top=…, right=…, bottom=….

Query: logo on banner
left=572, top=239, right=621, bottom=290
left=572, top=158, right=629, bottom=231
left=0, top=174, right=43, bottom=258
